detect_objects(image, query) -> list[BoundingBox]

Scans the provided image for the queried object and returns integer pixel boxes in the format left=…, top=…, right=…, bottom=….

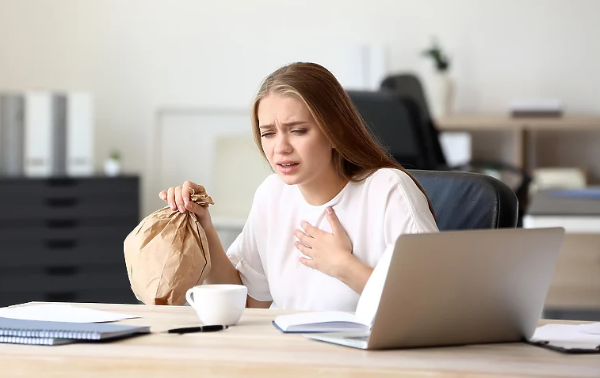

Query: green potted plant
left=421, top=37, right=455, bottom=117
left=104, top=149, right=121, bottom=177
left=421, top=37, right=451, bottom=73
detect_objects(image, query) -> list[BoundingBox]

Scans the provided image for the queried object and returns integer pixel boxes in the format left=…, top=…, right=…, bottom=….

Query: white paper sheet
left=531, top=323, right=600, bottom=348
left=0, top=304, right=139, bottom=323
left=578, top=322, right=600, bottom=336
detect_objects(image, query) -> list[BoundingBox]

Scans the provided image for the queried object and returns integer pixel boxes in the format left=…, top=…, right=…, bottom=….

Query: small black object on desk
left=167, top=325, right=228, bottom=334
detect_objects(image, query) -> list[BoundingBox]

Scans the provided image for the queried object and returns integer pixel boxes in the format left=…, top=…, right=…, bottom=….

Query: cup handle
left=185, top=288, right=195, bottom=307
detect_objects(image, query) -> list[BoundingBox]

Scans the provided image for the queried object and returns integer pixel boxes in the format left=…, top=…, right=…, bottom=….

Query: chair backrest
left=346, top=90, right=435, bottom=170
left=383, top=74, right=532, bottom=226
left=408, top=169, right=518, bottom=230
left=381, top=73, right=448, bottom=168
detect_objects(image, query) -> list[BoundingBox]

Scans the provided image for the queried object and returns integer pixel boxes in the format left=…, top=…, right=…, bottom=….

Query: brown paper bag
left=124, top=187, right=214, bottom=305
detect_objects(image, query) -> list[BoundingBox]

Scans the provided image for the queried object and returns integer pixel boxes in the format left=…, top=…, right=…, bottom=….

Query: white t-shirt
left=226, top=168, right=439, bottom=312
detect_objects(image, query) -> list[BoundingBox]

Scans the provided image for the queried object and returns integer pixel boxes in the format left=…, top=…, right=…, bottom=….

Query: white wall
left=1, top=0, right=599, bottom=216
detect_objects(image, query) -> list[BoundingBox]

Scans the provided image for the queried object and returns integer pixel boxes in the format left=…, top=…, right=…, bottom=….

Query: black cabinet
left=0, top=176, right=140, bottom=306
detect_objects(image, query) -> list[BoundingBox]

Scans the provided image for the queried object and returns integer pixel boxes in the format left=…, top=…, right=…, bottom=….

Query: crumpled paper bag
left=124, top=187, right=214, bottom=305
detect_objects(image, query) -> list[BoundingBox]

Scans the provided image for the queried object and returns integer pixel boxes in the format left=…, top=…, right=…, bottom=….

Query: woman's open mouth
left=277, top=162, right=299, bottom=174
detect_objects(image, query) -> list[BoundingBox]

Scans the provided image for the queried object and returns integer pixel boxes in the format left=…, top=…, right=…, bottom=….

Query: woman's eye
left=291, top=129, right=307, bottom=135
left=261, top=132, right=274, bottom=138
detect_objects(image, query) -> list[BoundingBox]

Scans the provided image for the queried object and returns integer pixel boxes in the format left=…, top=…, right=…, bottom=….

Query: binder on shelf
left=24, top=91, right=94, bottom=177
left=24, top=91, right=54, bottom=177
left=66, top=92, right=94, bottom=176
left=0, top=93, right=25, bottom=176
left=52, top=94, right=68, bottom=176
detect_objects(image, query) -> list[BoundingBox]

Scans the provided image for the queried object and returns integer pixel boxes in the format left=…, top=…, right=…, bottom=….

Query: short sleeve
left=382, top=172, right=439, bottom=246
left=226, top=189, right=273, bottom=302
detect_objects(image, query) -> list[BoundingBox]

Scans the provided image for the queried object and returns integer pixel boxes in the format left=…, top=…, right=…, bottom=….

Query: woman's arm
left=247, top=297, right=272, bottom=308
left=334, top=256, right=374, bottom=295
left=202, top=220, right=273, bottom=308
left=202, top=224, right=243, bottom=285
left=162, top=181, right=273, bottom=307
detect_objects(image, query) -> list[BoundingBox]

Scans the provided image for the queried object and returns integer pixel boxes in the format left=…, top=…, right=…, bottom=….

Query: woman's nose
left=274, top=135, right=293, bottom=154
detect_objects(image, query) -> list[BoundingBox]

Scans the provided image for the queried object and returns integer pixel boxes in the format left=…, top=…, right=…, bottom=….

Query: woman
left=159, top=62, right=438, bottom=311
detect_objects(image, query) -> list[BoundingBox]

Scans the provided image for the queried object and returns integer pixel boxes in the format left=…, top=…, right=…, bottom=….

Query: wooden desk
left=545, top=233, right=600, bottom=311
left=1, top=302, right=599, bottom=378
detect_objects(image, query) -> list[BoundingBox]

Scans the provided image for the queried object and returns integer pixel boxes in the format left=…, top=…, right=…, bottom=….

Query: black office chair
left=408, top=169, right=518, bottom=230
left=346, top=91, right=518, bottom=230
left=380, top=73, right=532, bottom=225
left=347, top=90, right=434, bottom=170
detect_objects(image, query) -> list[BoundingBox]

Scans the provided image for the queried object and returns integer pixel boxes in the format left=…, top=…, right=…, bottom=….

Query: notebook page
left=355, top=244, right=394, bottom=326
left=0, top=304, right=139, bottom=323
left=275, top=311, right=362, bottom=329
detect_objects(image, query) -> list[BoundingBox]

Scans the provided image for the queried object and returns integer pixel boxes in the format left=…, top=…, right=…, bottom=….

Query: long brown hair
left=250, top=62, right=434, bottom=216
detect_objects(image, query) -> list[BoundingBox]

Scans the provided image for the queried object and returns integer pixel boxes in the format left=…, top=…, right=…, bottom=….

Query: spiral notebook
left=0, top=317, right=150, bottom=346
left=0, top=335, right=75, bottom=346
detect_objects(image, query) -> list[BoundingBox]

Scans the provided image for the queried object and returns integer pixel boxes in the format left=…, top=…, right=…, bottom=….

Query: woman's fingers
left=175, top=186, right=185, bottom=213
left=182, top=181, right=194, bottom=204
left=167, top=187, right=176, bottom=210
left=159, top=181, right=205, bottom=213
left=184, top=200, right=205, bottom=215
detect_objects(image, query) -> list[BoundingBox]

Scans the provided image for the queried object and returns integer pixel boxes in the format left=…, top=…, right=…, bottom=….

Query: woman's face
left=257, top=93, right=334, bottom=187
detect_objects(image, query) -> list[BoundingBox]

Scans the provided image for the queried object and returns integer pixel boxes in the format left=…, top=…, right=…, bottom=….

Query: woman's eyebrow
left=259, top=121, right=308, bottom=129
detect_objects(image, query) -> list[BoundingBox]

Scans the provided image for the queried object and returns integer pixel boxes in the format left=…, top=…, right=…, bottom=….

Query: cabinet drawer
left=0, top=189, right=138, bottom=208
left=0, top=225, right=134, bottom=267
left=0, top=216, right=138, bottom=231
left=0, top=177, right=139, bottom=221
left=0, top=201, right=138, bottom=221
left=0, top=177, right=138, bottom=197
left=0, top=264, right=130, bottom=293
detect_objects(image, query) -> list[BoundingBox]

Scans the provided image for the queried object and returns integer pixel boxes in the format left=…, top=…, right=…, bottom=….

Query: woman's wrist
left=335, top=254, right=373, bottom=295
left=198, top=211, right=214, bottom=231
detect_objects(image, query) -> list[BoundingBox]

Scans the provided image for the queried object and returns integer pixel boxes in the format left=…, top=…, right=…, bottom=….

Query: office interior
left=0, top=0, right=599, bottom=323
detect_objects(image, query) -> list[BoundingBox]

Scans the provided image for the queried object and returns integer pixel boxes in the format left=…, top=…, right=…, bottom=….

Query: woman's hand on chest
left=293, top=206, right=355, bottom=279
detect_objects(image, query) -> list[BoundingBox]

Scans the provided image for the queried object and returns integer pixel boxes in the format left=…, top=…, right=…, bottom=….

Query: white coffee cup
left=185, top=284, right=248, bottom=326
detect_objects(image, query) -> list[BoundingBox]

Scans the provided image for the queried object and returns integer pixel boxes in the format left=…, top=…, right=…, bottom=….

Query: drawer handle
left=45, top=266, right=79, bottom=276
left=44, top=292, right=78, bottom=301
left=45, top=198, right=79, bottom=207
left=46, top=219, right=79, bottom=228
left=46, top=239, right=77, bottom=249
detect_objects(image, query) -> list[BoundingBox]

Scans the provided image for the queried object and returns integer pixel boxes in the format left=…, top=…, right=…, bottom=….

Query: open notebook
left=0, top=317, right=150, bottom=346
left=273, top=311, right=370, bottom=333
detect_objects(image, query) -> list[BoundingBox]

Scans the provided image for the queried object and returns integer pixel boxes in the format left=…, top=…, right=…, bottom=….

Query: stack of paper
left=531, top=323, right=600, bottom=351
left=0, top=304, right=142, bottom=346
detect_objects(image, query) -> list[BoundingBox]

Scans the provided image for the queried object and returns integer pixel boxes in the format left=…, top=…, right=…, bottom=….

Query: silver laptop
left=307, top=227, right=565, bottom=350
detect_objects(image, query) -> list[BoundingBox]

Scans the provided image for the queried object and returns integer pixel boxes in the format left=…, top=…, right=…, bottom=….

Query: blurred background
left=0, top=0, right=599, bottom=319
